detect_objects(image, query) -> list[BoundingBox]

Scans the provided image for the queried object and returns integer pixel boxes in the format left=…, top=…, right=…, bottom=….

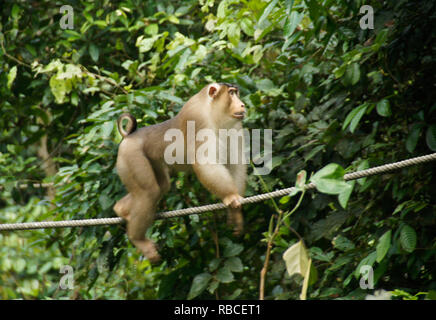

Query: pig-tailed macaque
left=114, top=83, right=247, bottom=263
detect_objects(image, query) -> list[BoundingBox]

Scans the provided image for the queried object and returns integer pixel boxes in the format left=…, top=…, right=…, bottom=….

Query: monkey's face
left=209, top=84, right=245, bottom=122
left=226, top=86, right=245, bottom=120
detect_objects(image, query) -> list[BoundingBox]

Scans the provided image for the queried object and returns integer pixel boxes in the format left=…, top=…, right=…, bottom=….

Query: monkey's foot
left=232, top=217, right=244, bottom=236
left=223, top=194, right=243, bottom=209
left=113, top=195, right=131, bottom=221
left=134, top=239, right=161, bottom=264
left=147, top=252, right=162, bottom=264
left=227, top=208, right=244, bottom=237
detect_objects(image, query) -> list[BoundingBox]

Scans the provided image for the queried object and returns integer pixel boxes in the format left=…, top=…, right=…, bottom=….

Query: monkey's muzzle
left=232, top=112, right=245, bottom=120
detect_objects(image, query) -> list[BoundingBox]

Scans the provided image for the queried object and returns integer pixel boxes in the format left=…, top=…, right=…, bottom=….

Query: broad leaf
left=216, top=265, right=234, bottom=283
left=89, top=43, right=99, bottom=62
left=343, top=104, right=368, bottom=133
left=310, top=163, right=351, bottom=195
left=284, top=11, right=303, bottom=38
left=332, top=235, right=355, bottom=252
left=225, top=257, right=243, bottom=273
left=426, top=124, right=436, bottom=151
left=342, top=62, right=360, bottom=86
left=188, top=273, right=212, bottom=300
left=7, top=66, right=17, bottom=89
left=258, top=0, right=279, bottom=27
left=400, top=225, right=417, bottom=253
left=349, top=104, right=368, bottom=133
left=283, top=240, right=310, bottom=277
left=223, top=242, right=243, bottom=258
left=376, top=230, right=391, bottom=262
left=406, top=123, right=423, bottom=153
left=376, top=99, right=391, bottom=117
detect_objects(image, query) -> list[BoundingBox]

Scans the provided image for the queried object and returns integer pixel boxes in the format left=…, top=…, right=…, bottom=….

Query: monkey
left=113, top=83, right=247, bottom=263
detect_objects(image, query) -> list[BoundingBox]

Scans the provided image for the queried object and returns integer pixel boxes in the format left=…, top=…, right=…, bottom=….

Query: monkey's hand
left=223, top=194, right=243, bottom=209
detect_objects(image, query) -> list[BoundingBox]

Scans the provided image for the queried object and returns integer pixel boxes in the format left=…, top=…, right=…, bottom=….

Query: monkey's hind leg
left=117, top=146, right=162, bottom=264
left=128, top=194, right=161, bottom=264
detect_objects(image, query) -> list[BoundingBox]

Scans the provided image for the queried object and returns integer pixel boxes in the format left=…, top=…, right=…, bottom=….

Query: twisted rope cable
left=1, top=153, right=435, bottom=231
left=342, top=153, right=436, bottom=180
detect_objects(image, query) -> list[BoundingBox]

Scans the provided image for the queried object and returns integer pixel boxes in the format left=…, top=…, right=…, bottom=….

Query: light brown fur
left=114, top=83, right=246, bottom=263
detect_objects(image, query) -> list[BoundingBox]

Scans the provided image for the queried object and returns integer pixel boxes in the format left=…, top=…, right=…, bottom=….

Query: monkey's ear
left=208, top=84, right=220, bottom=98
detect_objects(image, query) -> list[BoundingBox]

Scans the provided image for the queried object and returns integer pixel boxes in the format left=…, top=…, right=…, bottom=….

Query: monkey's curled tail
left=117, top=113, right=137, bottom=138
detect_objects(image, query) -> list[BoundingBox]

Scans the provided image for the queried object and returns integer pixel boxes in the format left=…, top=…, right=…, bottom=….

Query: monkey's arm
left=193, top=163, right=242, bottom=208
left=226, top=163, right=246, bottom=235
left=228, top=163, right=246, bottom=196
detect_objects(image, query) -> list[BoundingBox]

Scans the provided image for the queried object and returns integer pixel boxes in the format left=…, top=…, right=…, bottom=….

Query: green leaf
left=284, top=11, right=303, bottom=38
left=145, top=24, right=159, bottom=36
left=426, top=124, right=436, bottom=151
left=25, top=44, right=37, bottom=57
left=332, top=235, right=355, bottom=252
left=342, top=104, right=367, bottom=132
left=240, top=18, right=254, bottom=36
left=223, top=242, right=243, bottom=257
left=168, top=15, right=180, bottom=24
left=376, top=230, right=391, bottom=262
left=89, top=44, right=99, bottom=62
left=282, top=240, right=310, bottom=277
left=255, top=78, right=276, bottom=92
left=400, top=225, right=417, bottom=253
left=296, top=170, right=307, bottom=188
left=258, top=0, right=279, bottom=27
left=11, top=4, right=21, bottom=19
left=49, top=76, right=71, bottom=104
left=406, top=123, right=423, bottom=153
left=338, top=180, right=354, bottom=209
left=94, top=20, right=107, bottom=28
left=71, top=92, right=79, bottom=106
left=289, top=187, right=300, bottom=197
left=374, top=28, right=389, bottom=46
left=227, top=23, right=241, bottom=46
left=225, top=257, right=243, bottom=273
left=158, top=91, right=184, bottom=104
left=310, top=247, right=333, bottom=262
left=13, top=258, right=26, bottom=273
left=98, top=194, right=112, bottom=210
left=334, top=64, right=347, bottom=79
left=208, top=258, right=221, bottom=272
left=136, top=35, right=157, bottom=53
left=207, top=280, right=219, bottom=294
left=7, top=66, right=17, bottom=89
left=343, top=62, right=360, bottom=86
left=216, top=266, right=234, bottom=283
left=285, top=0, right=295, bottom=15
left=217, top=1, right=227, bottom=18
left=227, top=288, right=243, bottom=299
left=175, top=48, right=191, bottom=71
left=356, top=159, right=369, bottom=186
left=426, top=290, right=436, bottom=300
left=376, top=99, right=391, bottom=117
left=304, top=145, right=324, bottom=162
left=348, top=104, right=368, bottom=133
left=280, top=195, right=290, bottom=204
left=2, top=258, right=12, bottom=271
left=310, top=163, right=351, bottom=195
left=354, top=251, right=377, bottom=278
left=187, top=273, right=212, bottom=300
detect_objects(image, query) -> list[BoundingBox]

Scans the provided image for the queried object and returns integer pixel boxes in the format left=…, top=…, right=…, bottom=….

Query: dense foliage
left=1, top=0, right=435, bottom=300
